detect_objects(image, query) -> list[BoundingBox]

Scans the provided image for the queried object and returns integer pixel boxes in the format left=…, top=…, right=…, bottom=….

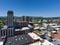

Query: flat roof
left=29, top=40, right=54, bottom=45
left=29, top=41, right=41, bottom=45
left=34, top=27, right=40, bottom=30
left=28, top=32, right=40, bottom=40
left=21, top=27, right=30, bottom=30
left=51, top=25, right=60, bottom=28
left=28, top=32, right=43, bottom=40
left=50, top=25, right=60, bottom=30
left=15, top=27, right=30, bottom=31
left=51, top=31, right=56, bottom=33
left=40, top=27, right=46, bottom=30
left=5, top=34, right=32, bottom=45
left=52, top=39, right=60, bottom=45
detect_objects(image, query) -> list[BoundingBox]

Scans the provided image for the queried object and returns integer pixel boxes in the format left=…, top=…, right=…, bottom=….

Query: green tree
left=0, top=20, right=4, bottom=28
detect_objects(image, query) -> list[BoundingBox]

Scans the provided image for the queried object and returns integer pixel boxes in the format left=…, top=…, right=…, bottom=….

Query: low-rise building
left=50, top=25, right=60, bottom=45
left=5, top=34, right=33, bottom=45
left=29, top=40, right=54, bottom=45
left=15, top=27, right=31, bottom=35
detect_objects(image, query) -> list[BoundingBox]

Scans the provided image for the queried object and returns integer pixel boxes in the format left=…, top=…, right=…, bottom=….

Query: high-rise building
left=21, top=16, right=32, bottom=22
left=7, top=11, right=14, bottom=27
left=7, top=11, right=14, bottom=37
left=0, top=11, right=14, bottom=37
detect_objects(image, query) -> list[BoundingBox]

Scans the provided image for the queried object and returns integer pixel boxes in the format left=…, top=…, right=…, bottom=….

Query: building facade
left=21, top=16, right=32, bottom=22
left=0, top=11, right=15, bottom=37
left=0, top=28, right=14, bottom=37
left=7, top=11, right=14, bottom=27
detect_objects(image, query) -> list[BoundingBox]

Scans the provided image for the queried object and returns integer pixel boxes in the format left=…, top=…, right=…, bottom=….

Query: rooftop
left=29, top=40, right=54, bottom=45
left=5, top=34, right=32, bottom=45
left=15, top=27, right=30, bottom=31
left=28, top=32, right=43, bottom=40
left=51, top=30, right=60, bottom=39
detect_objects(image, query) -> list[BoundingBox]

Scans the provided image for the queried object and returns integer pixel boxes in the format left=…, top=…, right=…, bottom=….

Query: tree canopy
left=0, top=20, right=4, bottom=27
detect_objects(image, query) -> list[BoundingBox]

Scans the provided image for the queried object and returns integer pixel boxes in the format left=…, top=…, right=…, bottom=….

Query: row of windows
left=0, top=29, right=14, bottom=37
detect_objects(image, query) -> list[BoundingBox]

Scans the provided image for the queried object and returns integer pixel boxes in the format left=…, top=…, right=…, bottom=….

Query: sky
left=0, top=0, right=60, bottom=17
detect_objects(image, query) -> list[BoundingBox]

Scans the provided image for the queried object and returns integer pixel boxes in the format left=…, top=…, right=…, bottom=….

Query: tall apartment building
left=21, top=16, right=32, bottom=22
left=0, top=11, right=14, bottom=37
left=7, top=11, right=14, bottom=27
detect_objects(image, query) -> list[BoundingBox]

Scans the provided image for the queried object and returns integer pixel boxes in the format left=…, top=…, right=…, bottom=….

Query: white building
left=28, top=32, right=43, bottom=40
left=0, top=41, right=4, bottom=45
